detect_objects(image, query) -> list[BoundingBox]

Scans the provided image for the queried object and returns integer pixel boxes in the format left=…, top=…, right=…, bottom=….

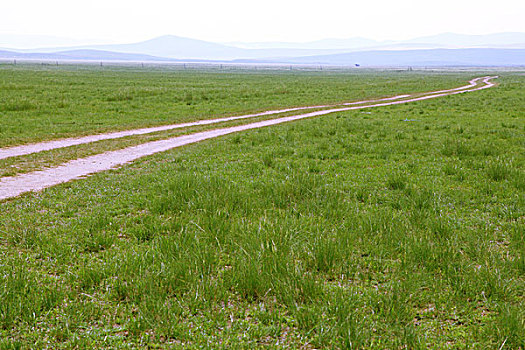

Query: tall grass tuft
left=486, top=160, right=511, bottom=181
left=387, top=173, right=408, bottom=190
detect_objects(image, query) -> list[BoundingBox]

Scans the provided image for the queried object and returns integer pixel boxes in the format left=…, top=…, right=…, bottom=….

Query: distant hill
left=260, top=48, right=525, bottom=67
left=4, top=32, right=525, bottom=53
left=0, top=49, right=178, bottom=62
left=17, top=35, right=343, bottom=60
left=226, top=37, right=382, bottom=50
left=1, top=33, right=524, bottom=66
left=228, top=32, right=525, bottom=50
left=56, top=49, right=176, bottom=61
left=2, top=48, right=523, bottom=67
left=402, top=32, right=525, bottom=48
left=87, top=36, right=246, bottom=60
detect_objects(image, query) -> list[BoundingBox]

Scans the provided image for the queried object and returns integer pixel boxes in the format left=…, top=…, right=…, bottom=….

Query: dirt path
left=0, top=76, right=497, bottom=201
left=0, top=78, right=483, bottom=161
left=0, top=96, right=408, bottom=160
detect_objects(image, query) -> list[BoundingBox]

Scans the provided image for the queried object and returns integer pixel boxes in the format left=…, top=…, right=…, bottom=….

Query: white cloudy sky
left=1, top=0, right=524, bottom=44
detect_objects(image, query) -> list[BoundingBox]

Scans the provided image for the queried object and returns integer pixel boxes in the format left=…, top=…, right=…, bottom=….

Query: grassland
left=0, top=65, right=469, bottom=147
left=0, top=66, right=523, bottom=349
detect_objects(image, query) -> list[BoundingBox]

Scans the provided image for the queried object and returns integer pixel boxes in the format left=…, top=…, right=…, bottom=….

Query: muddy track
left=0, top=76, right=497, bottom=201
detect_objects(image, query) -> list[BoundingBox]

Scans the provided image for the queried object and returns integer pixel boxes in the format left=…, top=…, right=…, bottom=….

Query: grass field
left=0, top=66, right=523, bottom=348
left=0, top=66, right=469, bottom=147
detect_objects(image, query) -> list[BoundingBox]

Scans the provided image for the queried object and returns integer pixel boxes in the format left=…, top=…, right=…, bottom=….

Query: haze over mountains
left=227, top=32, right=525, bottom=50
left=259, top=49, right=525, bottom=67
left=1, top=32, right=524, bottom=67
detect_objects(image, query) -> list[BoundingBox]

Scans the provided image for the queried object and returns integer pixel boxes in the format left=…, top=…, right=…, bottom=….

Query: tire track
left=0, top=76, right=497, bottom=201
left=0, top=78, right=483, bottom=160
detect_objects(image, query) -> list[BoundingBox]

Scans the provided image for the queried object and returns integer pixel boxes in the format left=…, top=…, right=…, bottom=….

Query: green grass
left=0, top=67, right=523, bottom=348
left=0, top=108, right=328, bottom=178
left=0, top=65, right=470, bottom=147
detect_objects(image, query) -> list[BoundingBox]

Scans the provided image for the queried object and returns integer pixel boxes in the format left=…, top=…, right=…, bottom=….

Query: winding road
left=0, top=76, right=497, bottom=201
left=0, top=77, right=487, bottom=161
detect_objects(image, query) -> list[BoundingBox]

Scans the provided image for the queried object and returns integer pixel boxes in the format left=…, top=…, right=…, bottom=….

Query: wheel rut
left=0, top=76, right=497, bottom=201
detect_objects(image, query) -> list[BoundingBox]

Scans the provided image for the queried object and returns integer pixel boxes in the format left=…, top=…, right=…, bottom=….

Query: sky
left=1, top=0, right=524, bottom=46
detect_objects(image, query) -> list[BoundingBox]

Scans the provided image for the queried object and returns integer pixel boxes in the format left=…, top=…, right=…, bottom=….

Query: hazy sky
left=2, top=0, right=524, bottom=44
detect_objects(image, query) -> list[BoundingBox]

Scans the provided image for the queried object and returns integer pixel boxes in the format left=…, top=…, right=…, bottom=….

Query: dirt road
left=0, top=76, right=497, bottom=201
left=0, top=77, right=485, bottom=161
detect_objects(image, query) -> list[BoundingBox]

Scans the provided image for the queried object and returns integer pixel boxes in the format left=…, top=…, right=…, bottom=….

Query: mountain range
left=226, top=32, right=525, bottom=50
left=1, top=32, right=524, bottom=67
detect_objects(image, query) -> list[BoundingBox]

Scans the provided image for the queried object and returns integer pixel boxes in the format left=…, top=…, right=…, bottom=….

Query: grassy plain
left=0, top=65, right=468, bottom=147
left=0, top=67, right=523, bottom=348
